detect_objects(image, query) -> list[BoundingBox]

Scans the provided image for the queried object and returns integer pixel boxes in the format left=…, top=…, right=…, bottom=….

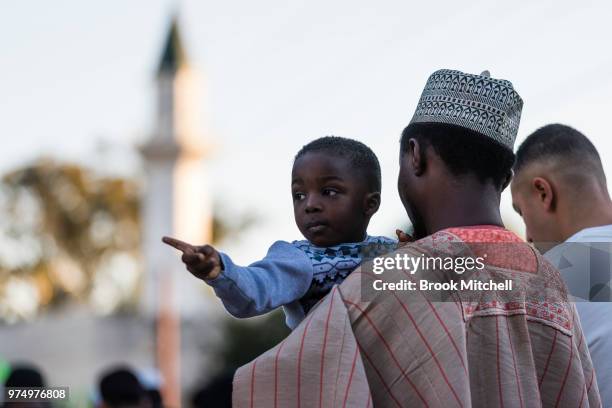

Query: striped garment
left=233, top=226, right=601, bottom=407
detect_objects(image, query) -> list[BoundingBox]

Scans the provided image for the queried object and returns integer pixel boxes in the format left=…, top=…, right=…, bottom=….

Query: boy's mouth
left=305, top=221, right=328, bottom=233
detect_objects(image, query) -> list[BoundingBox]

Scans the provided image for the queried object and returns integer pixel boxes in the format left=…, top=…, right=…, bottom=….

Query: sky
left=1, top=0, right=612, bottom=263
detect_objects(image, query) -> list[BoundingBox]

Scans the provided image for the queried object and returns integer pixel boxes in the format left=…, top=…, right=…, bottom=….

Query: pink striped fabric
left=233, top=287, right=372, bottom=407
left=233, top=227, right=602, bottom=407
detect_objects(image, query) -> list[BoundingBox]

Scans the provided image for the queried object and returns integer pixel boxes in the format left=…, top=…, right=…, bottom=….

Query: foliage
left=216, top=310, right=290, bottom=372
left=211, top=204, right=258, bottom=245
left=0, top=159, right=140, bottom=320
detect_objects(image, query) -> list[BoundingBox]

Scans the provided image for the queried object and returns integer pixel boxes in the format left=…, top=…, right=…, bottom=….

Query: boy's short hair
left=294, top=136, right=382, bottom=192
left=401, top=122, right=515, bottom=190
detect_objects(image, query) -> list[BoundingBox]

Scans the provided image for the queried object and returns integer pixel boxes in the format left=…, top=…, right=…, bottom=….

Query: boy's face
left=291, top=152, right=378, bottom=247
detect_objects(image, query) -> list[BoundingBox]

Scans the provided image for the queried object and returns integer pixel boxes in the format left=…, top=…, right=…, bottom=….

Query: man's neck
left=422, top=182, right=504, bottom=236
left=562, top=196, right=612, bottom=241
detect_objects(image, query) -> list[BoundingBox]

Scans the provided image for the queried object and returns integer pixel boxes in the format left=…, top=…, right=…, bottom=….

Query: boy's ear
left=364, top=192, right=381, bottom=217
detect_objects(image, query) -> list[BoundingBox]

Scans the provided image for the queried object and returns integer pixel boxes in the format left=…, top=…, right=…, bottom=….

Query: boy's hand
left=162, top=236, right=222, bottom=281
left=396, top=229, right=414, bottom=243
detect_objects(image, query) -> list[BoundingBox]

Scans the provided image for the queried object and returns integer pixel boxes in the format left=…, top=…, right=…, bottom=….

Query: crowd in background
left=1, top=361, right=232, bottom=408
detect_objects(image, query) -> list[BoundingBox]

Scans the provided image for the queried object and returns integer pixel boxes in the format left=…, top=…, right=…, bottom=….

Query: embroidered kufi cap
left=409, top=69, right=523, bottom=151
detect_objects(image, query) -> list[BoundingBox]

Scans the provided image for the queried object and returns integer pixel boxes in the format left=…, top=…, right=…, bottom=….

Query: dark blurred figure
left=191, top=371, right=233, bottom=408
left=5, top=365, right=45, bottom=388
left=3, top=363, right=49, bottom=408
left=145, top=389, right=162, bottom=408
left=98, top=366, right=150, bottom=408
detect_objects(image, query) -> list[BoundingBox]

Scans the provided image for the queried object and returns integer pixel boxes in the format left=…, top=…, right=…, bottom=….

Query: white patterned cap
left=409, top=69, right=523, bottom=151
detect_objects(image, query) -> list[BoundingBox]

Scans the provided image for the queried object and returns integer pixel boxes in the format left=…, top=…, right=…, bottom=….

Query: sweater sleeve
left=205, top=240, right=313, bottom=318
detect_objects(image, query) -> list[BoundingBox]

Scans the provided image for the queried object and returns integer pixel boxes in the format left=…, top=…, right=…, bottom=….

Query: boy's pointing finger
left=162, top=236, right=194, bottom=253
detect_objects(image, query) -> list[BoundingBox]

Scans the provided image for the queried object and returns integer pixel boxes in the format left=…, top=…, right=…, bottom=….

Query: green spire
left=158, top=18, right=188, bottom=74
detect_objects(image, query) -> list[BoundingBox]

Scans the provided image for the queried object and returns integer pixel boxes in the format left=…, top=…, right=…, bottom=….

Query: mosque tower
left=140, top=18, right=213, bottom=406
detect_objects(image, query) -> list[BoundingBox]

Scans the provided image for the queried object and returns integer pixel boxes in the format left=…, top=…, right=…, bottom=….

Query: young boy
left=163, top=136, right=396, bottom=329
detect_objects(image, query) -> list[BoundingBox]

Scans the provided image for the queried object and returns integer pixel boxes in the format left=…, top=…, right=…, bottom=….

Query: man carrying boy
left=233, top=69, right=601, bottom=407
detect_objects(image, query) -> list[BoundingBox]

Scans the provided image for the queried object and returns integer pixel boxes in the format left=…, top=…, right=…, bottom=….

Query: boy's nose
left=304, top=196, right=322, bottom=213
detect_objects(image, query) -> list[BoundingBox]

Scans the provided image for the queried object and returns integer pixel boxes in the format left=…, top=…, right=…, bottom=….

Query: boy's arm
left=208, top=241, right=313, bottom=318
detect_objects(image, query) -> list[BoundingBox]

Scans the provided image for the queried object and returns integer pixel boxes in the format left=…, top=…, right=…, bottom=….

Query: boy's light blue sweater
left=206, top=235, right=395, bottom=329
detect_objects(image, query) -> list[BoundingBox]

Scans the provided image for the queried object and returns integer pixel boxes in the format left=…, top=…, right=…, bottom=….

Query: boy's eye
left=322, top=188, right=338, bottom=197
left=293, top=192, right=306, bottom=201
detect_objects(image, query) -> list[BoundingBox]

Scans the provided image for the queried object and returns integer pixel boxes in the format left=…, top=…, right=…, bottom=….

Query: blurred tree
left=192, top=310, right=290, bottom=406
left=211, top=205, right=257, bottom=245
left=0, top=159, right=140, bottom=321
left=216, top=310, right=289, bottom=372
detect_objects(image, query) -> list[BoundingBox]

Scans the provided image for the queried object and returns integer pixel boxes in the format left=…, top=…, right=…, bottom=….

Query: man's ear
left=364, top=192, right=381, bottom=217
left=532, top=177, right=555, bottom=211
left=406, top=138, right=426, bottom=176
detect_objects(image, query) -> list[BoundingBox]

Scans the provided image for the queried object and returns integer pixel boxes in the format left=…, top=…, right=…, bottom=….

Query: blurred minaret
left=140, top=18, right=212, bottom=407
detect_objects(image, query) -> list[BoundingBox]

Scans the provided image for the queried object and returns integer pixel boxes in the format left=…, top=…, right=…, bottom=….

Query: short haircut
left=400, top=122, right=515, bottom=190
left=99, top=367, right=145, bottom=407
left=514, top=124, right=605, bottom=184
left=294, top=136, right=382, bottom=192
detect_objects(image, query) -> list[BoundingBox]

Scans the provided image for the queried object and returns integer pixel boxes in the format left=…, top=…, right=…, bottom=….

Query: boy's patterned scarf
left=293, top=235, right=396, bottom=314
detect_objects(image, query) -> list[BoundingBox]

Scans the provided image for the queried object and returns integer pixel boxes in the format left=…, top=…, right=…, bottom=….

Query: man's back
left=343, top=227, right=599, bottom=406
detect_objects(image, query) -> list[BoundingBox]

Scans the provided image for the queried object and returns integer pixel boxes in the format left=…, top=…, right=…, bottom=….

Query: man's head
left=292, top=136, right=381, bottom=246
left=511, top=124, right=609, bottom=249
left=398, top=69, right=523, bottom=238
left=399, top=122, right=515, bottom=237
